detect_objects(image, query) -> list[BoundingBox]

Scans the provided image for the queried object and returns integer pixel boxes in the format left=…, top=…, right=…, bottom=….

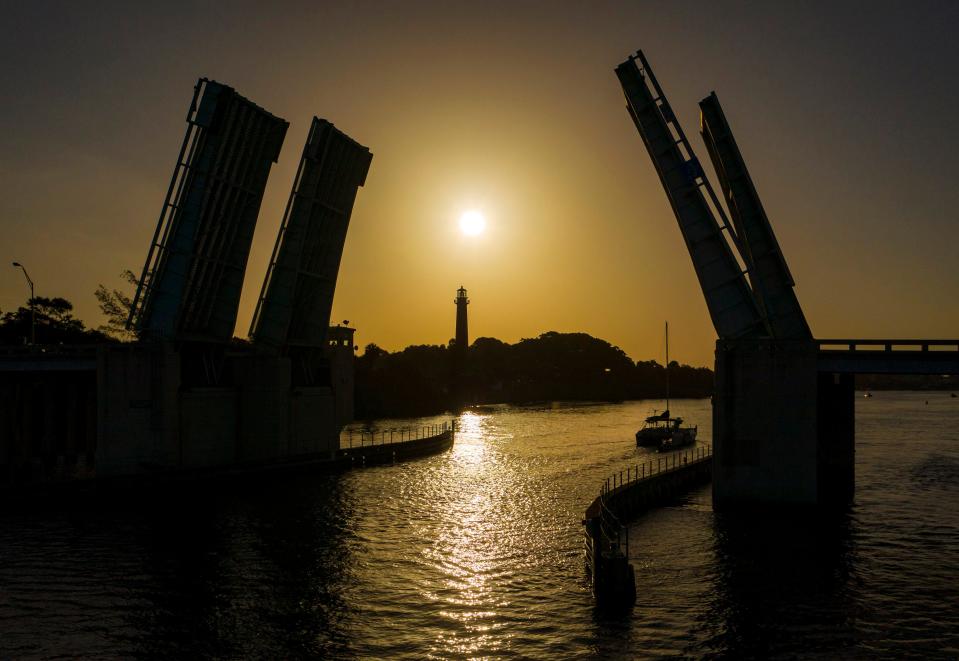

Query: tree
left=352, top=330, right=714, bottom=418
left=359, top=343, right=387, bottom=362
left=94, top=269, right=138, bottom=341
left=0, top=296, right=110, bottom=345
left=31, top=296, right=82, bottom=327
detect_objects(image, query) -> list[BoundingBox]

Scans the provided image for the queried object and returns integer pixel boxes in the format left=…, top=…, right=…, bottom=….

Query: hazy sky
left=1, top=1, right=957, bottom=366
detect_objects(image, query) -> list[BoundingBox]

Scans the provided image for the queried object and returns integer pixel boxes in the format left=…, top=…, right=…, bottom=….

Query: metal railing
left=600, top=444, right=713, bottom=497
left=592, top=444, right=713, bottom=559
left=817, top=339, right=959, bottom=353
left=340, top=421, right=453, bottom=449
left=597, top=493, right=629, bottom=559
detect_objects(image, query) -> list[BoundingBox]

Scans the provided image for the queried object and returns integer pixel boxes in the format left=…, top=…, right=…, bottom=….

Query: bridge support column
left=816, top=371, right=855, bottom=503
left=713, top=339, right=853, bottom=508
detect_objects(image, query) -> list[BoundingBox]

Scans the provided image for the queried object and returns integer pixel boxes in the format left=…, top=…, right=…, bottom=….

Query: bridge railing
left=600, top=444, right=713, bottom=497
left=817, top=339, right=959, bottom=353
left=340, top=421, right=453, bottom=450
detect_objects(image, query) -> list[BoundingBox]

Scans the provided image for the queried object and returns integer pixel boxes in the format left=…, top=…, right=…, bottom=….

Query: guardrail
left=600, top=444, right=713, bottom=497
left=340, top=421, right=453, bottom=449
left=817, top=339, right=959, bottom=352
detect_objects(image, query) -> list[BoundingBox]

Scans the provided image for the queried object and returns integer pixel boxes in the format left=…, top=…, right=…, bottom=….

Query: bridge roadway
left=817, top=339, right=959, bottom=375
left=0, top=346, right=97, bottom=372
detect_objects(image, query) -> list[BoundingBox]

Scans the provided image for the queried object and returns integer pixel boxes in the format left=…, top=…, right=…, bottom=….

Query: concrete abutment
left=713, top=339, right=854, bottom=508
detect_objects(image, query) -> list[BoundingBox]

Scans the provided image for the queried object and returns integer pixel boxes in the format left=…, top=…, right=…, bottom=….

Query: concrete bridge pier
left=713, top=339, right=855, bottom=508
left=816, top=370, right=855, bottom=504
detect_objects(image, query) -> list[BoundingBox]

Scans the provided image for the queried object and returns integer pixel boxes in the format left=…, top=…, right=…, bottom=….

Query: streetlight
left=11, top=262, right=35, bottom=345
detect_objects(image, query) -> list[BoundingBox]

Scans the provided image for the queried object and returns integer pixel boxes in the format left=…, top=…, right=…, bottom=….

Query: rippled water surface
left=1, top=393, right=958, bottom=658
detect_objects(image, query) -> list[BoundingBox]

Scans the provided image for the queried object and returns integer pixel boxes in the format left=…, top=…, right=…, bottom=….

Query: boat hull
left=658, top=427, right=697, bottom=453
left=636, top=428, right=671, bottom=447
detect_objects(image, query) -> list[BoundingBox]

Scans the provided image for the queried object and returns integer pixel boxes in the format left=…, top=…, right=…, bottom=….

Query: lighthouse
left=454, top=286, right=469, bottom=355
left=452, top=286, right=470, bottom=405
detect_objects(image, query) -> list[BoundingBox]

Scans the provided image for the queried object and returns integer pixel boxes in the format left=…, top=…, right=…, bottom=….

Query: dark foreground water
left=1, top=393, right=958, bottom=658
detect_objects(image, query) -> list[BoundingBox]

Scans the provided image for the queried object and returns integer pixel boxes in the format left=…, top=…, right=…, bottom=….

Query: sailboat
left=635, top=322, right=698, bottom=452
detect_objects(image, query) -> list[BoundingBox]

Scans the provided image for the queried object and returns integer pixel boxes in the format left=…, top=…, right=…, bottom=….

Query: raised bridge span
left=616, top=50, right=959, bottom=507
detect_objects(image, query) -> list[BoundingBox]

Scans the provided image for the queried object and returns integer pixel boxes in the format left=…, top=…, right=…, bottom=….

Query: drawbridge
left=616, top=51, right=959, bottom=506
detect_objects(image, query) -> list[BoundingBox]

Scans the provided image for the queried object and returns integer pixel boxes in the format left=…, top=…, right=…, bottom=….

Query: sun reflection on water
left=450, top=411, right=487, bottom=463
left=414, top=410, right=525, bottom=655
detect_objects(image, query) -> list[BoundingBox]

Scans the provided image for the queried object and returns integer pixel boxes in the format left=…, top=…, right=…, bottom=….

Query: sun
left=459, top=209, right=486, bottom=236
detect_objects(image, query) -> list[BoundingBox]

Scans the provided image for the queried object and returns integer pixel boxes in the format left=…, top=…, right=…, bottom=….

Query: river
left=0, top=393, right=957, bottom=657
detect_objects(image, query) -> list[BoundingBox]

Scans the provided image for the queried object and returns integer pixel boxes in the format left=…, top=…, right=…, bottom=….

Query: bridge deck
left=817, top=339, right=959, bottom=375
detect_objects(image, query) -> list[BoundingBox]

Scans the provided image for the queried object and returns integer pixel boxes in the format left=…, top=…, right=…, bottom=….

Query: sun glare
left=459, top=210, right=486, bottom=237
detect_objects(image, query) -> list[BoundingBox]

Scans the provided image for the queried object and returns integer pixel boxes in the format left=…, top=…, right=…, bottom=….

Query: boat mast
left=665, top=321, right=670, bottom=414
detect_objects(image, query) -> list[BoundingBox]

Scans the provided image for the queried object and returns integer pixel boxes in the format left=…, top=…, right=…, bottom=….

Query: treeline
left=1, top=270, right=137, bottom=346
left=354, top=331, right=713, bottom=419
left=0, top=297, right=114, bottom=345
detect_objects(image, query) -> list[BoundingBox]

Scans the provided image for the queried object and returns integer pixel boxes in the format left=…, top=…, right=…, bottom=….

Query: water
left=1, top=393, right=957, bottom=658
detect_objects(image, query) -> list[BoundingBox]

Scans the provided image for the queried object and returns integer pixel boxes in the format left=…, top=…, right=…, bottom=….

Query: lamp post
left=11, top=262, right=35, bottom=345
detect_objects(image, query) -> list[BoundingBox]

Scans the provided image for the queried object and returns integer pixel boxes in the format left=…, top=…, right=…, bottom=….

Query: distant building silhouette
left=325, top=324, right=357, bottom=424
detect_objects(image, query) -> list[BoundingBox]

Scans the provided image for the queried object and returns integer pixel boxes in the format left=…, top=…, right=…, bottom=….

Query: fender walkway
left=584, top=445, right=713, bottom=607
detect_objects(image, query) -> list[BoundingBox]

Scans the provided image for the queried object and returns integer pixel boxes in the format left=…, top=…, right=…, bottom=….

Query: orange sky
left=1, top=3, right=958, bottom=366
